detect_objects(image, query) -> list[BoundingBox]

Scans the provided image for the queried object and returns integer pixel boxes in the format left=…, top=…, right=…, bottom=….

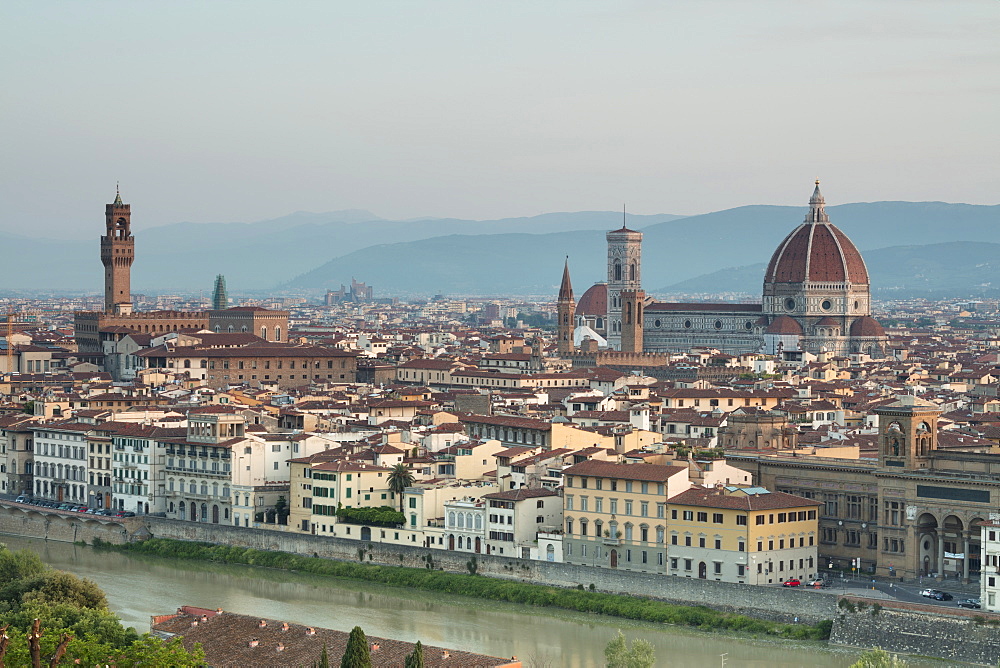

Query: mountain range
left=2, top=202, right=998, bottom=298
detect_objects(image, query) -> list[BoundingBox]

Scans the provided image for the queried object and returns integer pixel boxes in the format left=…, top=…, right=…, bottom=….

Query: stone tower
left=212, top=274, right=228, bottom=311
left=875, top=395, right=940, bottom=470
left=606, top=219, right=642, bottom=351
left=101, top=187, right=134, bottom=315
left=620, top=288, right=645, bottom=353
left=557, top=258, right=576, bottom=356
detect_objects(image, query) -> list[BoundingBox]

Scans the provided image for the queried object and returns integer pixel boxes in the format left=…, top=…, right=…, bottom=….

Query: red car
left=782, top=579, right=801, bottom=587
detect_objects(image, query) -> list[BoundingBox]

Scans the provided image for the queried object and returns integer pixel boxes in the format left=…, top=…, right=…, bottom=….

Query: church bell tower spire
left=101, top=186, right=135, bottom=315
left=557, top=257, right=576, bottom=356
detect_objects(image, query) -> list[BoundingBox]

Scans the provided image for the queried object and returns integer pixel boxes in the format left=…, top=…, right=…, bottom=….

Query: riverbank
left=95, top=537, right=831, bottom=641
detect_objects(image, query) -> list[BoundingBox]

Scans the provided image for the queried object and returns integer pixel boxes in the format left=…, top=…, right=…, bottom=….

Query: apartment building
left=666, top=486, right=820, bottom=585
left=561, top=460, right=690, bottom=573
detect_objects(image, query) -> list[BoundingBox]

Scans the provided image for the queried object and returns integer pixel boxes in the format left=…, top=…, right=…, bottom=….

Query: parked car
left=920, top=588, right=942, bottom=598
left=782, top=579, right=801, bottom=587
left=806, top=579, right=827, bottom=587
left=957, top=598, right=981, bottom=609
left=15, top=495, right=30, bottom=504
left=932, top=591, right=953, bottom=601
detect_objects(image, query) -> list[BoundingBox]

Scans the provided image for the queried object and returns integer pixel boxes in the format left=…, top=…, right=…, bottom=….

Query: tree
left=604, top=630, right=655, bottom=668
left=404, top=640, right=424, bottom=668
left=340, top=625, right=371, bottom=668
left=274, top=496, right=290, bottom=525
left=315, top=643, right=329, bottom=668
left=849, top=648, right=909, bottom=668
left=387, top=463, right=415, bottom=512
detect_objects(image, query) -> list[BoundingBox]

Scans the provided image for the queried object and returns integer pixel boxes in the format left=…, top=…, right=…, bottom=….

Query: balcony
left=602, top=536, right=621, bottom=546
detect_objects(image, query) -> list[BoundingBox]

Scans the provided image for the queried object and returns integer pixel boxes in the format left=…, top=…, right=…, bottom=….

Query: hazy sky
left=2, top=1, right=997, bottom=238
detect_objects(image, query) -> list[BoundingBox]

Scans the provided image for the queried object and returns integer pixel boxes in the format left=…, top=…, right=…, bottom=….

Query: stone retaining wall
left=141, top=516, right=838, bottom=623
left=0, top=504, right=139, bottom=546
left=831, top=605, right=1000, bottom=666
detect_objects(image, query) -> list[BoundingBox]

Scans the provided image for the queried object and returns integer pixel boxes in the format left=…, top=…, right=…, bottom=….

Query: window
left=737, top=515, right=747, bottom=526
left=713, top=513, right=724, bottom=524
left=683, top=510, right=693, bottom=521
left=755, top=515, right=765, bottom=525
left=714, top=538, right=721, bottom=550
left=684, top=559, right=692, bottom=571
left=824, top=494, right=839, bottom=517
left=670, top=557, right=678, bottom=570
left=714, top=562, right=722, bottom=575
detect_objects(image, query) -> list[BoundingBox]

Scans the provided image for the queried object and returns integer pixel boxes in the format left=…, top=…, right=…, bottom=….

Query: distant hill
left=658, top=241, right=1000, bottom=299
left=1, top=210, right=682, bottom=293
left=286, top=202, right=1000, bottom=296
left=5, top=201, right=999, bottom=296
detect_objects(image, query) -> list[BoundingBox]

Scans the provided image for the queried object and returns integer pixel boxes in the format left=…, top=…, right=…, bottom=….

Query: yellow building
left=562, top=460, right=691, bottom=573
left=666, top=486, right=820, bottom=585
left=287, top=456, right=393, bottom=538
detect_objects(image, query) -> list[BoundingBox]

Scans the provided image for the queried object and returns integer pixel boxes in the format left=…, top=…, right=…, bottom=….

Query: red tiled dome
left=850, top=316, right=885, bottom=338
left=816, top=316, right=839, bottom=326
left=577, top=283, right=607, bottom=316
left=765, top=315, right=803, bottom=335
left=764, top=184, right=869, bottom=285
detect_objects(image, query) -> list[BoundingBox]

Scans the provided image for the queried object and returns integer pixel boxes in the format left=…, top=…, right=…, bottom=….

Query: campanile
left=101, top=187, right=134, bottom=314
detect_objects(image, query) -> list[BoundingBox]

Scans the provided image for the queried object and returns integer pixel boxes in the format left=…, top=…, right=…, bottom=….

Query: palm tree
left=387, top=463, right=415, bottom=512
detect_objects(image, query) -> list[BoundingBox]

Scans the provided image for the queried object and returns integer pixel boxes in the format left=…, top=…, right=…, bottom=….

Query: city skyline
left=2, top=1, right=998, bottom=237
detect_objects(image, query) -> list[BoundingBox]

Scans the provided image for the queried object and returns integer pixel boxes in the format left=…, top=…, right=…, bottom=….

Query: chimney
left=277, top=643, right=285, bottom=652
left=259, top=620, right=267, bottom=628
left=190, top=620, right=198, bottom=627
left=249, top=639, right=259, bottom=648
left=281, top=622, right=289, bottom=632
left=216, top=608, right=223, bottom=613
left=306, top=627, right=316, bottom=636
left=371, top=643, right=380, bottom=652
left=200, top=615, right=208, bottom=622
left=442, top=651, right=450, bottom=659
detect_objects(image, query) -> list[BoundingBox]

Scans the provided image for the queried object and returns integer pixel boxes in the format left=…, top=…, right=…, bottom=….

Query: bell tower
left=101, top=186, right=134, bottom=315
left=875, top=395, right=940, bottom=470
left=557, top=258, right=576, bottom=356
left=606, top=213, right=642, bottom=351
left=620, top=289, right=645, bottom=353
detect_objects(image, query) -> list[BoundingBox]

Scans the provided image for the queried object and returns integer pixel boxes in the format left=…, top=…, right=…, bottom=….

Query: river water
left=0, top=534, right=960, bottom=667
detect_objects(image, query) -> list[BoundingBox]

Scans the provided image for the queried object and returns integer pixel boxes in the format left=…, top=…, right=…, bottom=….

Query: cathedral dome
left=764, top=183, right=869, bottom=285
left=850, top=316, right=885, bottom=338
left=577, top=283, right=608, bottom=316
left=765, top=315, right=803, bottom=335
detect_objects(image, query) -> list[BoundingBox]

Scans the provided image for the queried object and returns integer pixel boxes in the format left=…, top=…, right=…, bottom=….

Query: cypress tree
left=315, top=644, right=329, bottom=668
left=340, top=626, right=371, bottom=668
left=404, top=641, right=424, bottom=668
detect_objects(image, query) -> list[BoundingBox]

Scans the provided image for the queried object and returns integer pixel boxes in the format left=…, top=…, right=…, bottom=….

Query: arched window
left=624, top=301, right=632, bottom=325
left=184, top=359, right=191, bottom=368
left=630, top=262, right=636, bottom=281
left=448, top=511, right=456, bottom=528
left=275, top=327, right=281, bottom=341
left=261, top=327, right=267, bottom=340
left=457, top=513, right=465, bottom=529
left=624, top=523, right=633, bottom=541
left=614, top=260, right=622, bottom=281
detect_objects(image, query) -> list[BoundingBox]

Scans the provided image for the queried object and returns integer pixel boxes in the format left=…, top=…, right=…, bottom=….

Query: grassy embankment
left=93, top=537, right=832, bottom=640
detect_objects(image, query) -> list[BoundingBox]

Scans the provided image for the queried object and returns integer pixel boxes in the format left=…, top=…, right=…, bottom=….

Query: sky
left=2, top=1, right=998, bottom=238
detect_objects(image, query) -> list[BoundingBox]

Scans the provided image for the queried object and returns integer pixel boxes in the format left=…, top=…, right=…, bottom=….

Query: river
left=0, top=534, right=962, bottom=667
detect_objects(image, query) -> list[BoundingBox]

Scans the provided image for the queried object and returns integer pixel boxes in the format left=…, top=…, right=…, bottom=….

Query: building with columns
left=560, top=183, right=888, bottom=357
left=727, top=395, right=1000, bottom=583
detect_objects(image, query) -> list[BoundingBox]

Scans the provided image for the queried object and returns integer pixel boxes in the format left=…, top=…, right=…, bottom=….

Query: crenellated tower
left=100, top=187, right=134, bottom=314
left=557, top=258, right=576, bottom=356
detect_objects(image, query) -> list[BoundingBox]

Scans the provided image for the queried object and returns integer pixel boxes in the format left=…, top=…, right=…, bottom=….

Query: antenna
left=623, top=203, right=627, bottom=229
